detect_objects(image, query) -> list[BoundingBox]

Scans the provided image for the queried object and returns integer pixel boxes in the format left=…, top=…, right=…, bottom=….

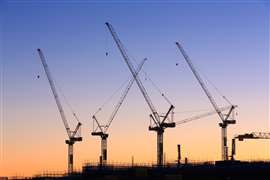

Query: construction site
left=0, top=1, right=269, bottom=180
left=4, top=22, right=267, bottom=179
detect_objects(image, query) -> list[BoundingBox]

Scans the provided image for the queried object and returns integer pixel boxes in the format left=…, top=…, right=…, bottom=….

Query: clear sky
left=0, top=0, right=269, bottom=177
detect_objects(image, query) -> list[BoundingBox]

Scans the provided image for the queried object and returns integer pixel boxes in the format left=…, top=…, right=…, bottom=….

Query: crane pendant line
left=105, top=22, right=161, bottom=126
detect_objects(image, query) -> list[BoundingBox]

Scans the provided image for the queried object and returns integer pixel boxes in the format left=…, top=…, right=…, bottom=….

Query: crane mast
left=92, top=58, right=146, bottom=166
left=231, top=132, right=270, bottom=160
left=175, top=42, right=236, bottom=161
left=37, top=49, right=82, bottom=174
left=106, top=22, right=175, bottom=166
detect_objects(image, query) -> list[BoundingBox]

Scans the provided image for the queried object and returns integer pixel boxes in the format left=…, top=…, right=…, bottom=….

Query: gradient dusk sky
left=0, top=0, right=269, bottom=177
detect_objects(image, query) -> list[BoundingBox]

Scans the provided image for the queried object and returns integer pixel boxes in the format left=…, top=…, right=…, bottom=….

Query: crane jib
left=37, top=49, right=82, bottom=139
left=104, top=58, right=147, bottom=133
left=105, top=22, right=162, bottom=124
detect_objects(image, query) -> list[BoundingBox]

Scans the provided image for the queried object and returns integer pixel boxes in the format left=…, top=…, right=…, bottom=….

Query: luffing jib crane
left=92, top=58, right=146, bottom=165
left=106, top=22, right=175, bottom=166
left=231, top=132, right=270, bottom=160
left=175, top=42, right=237, bottom=161
left=37, top=49, right=82, bottom=174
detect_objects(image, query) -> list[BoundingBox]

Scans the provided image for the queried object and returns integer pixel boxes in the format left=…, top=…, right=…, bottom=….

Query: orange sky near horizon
left=0, top=101, right=269, bottom=177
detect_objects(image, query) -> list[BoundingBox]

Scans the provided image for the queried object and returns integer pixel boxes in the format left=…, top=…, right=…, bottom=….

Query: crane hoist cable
left=107, top=31, right=173, bottom=107
left=92, top=59, right=147, bottom=118
left=200, top=71, right=233, bottom=105
left=93, top=78, right=130, bottom=116
left=39, top=62, right=81, bottom=124
left=103, top=58, right=146, bottom=133
left=55, top=80, right=80, bottom=123
left=176, top=55, right=233, bottom=106
left=132, top=56, right=173, bottom=106
left=143, top=72, right=173, bottom=106
left=94, top=65, right=173, bottom=115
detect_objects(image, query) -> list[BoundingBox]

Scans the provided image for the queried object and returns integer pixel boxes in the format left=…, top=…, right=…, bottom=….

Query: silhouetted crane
left=37, top=49, right=82, bottom=174
left=92, top=58, right=146, bottom=165
left=175, top=42, right=237, bottom=161
left=231, top=132, right=270, bottom=160
left=106, top=22, right=175, bottom=166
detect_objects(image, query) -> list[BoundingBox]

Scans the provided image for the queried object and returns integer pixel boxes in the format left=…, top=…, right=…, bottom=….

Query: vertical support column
left=101, top=137, right=107, bottom=165
left=157, top=130, right=163, bottom=166
left=99, top=156, right=102, bottom=167
left=68, top=143, right=73, bottom=174
left=231, top=138, right=235, bottom=160
left=177, top=144, right=181, bottom=166
left=221, top=126, right=228, bottom=160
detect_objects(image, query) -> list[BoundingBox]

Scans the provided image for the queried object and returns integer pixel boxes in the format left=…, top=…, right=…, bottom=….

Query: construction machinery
left=106, top=22, right=175, bottom=166
left=174, top=105, right=235, bottom=165
left=231, top=132, right=270, bottom=160
left=37, top=49, right=82, bottom=174
left=175, top=42, right=237, bottom=161
left=92, top=58, right=146, bottom=165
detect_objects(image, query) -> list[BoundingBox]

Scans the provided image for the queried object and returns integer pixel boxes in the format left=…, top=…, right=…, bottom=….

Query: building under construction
left=12, top=161, right=270, bottom=180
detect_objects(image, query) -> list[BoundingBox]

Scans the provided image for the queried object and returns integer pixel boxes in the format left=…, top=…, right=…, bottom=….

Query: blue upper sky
left=2, top=0, right=268, bottom=106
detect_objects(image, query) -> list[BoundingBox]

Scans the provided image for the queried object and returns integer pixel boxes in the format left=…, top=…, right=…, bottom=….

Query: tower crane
left=37, top=49, right=82, bottom=174
left=175, top=42, right=237, bottom=161
left=92, top=58, right=146, bottom=165
left=106, top=22, right=175, bottom=166
left=230, top=132, right=270, bottom=160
